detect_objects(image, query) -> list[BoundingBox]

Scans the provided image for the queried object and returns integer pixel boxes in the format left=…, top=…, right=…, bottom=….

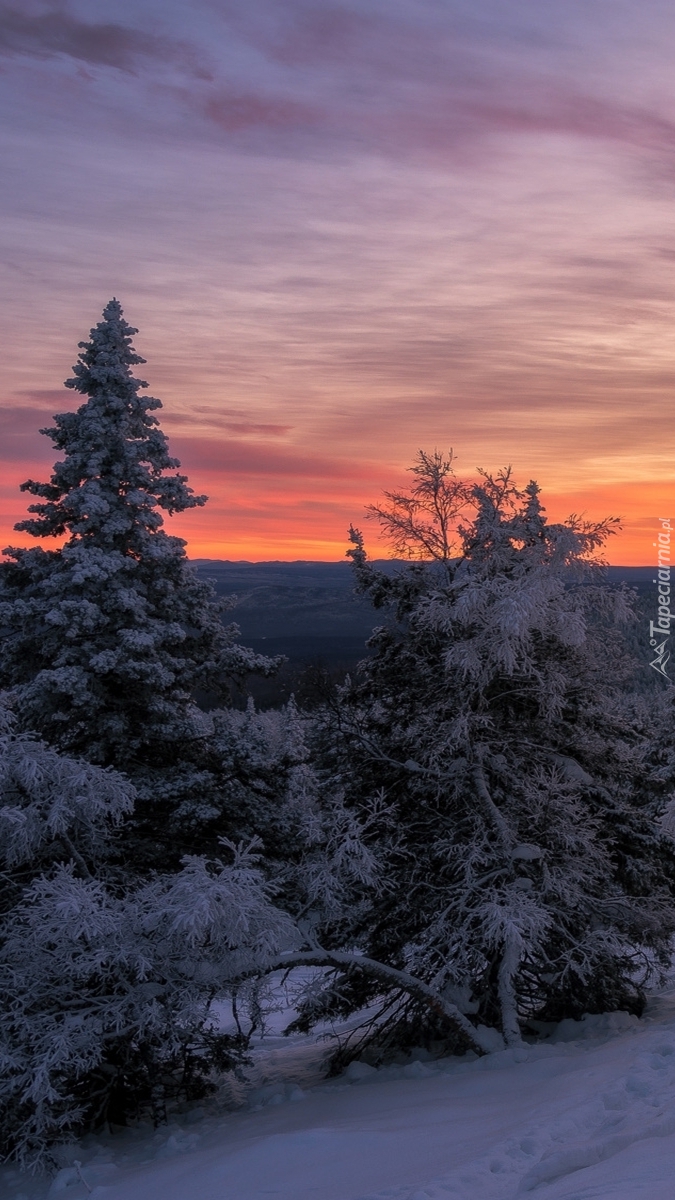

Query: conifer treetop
left=16, top=298, right=206, bottom=548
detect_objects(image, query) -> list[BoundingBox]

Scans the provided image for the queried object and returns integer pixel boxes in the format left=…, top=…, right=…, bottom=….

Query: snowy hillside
left=5, top=987, right=675, bottom=1200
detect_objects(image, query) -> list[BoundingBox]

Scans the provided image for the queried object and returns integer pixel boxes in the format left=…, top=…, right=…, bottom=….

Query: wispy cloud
left=0, top=4, right=210, bottom=76
left=167, top=410, right=292, bottom=437
left=188, top=0, right=675, bottom=167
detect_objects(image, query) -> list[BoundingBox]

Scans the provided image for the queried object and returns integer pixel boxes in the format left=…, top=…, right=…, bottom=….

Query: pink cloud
left=166, top=410, right=292, bottom=436
left=173, top=435, right=384, bottom=482
left=220, top=422, right=291, bottom=436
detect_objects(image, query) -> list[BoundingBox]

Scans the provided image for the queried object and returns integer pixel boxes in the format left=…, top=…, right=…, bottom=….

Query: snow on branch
left=245, top=949, right=495, bottom=1055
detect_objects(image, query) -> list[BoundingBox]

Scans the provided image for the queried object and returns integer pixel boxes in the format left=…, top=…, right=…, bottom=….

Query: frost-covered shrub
left=211, top=701, right=381, bottom=919
left=0, top=702, right=297, bottom=1169
left=0, top=844, right=297, bottom=1169
left=302, top=457, right=675, bottom=1053
left=0, top=700, right=133, bottom=913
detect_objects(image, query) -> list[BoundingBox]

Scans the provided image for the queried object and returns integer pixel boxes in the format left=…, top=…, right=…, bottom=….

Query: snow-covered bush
left=0, top=844, right=297, bottom=1170
left=300, top=456, right=675, bottom=1054
left=0, top=700, right=298, bottom=1169
left=0, top=701, right=132, bottom=910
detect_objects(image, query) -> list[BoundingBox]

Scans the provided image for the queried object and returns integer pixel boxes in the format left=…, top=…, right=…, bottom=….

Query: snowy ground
left=5, top=988, right=675, bottom=1200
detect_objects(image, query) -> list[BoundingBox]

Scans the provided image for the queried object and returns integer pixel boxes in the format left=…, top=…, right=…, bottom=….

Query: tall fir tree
left=0, top=304, right=308, bottom=1160
left=0, top=301, right=278, bottom=853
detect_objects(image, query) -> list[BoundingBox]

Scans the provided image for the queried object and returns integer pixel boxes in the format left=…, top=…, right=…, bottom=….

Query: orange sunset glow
left=1, top=2, right=675, bottom=564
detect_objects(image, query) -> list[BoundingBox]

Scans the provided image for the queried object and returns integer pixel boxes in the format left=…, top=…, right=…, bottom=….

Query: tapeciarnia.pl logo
left=649, top=518, right=672, bottom=680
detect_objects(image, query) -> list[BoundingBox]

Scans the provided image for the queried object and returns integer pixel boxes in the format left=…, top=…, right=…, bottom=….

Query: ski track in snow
left=5, top=992, right=675, bottom=1200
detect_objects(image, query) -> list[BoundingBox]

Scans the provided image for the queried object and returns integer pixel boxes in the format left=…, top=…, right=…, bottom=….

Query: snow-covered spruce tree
left=0, top=299, right=278, bottom=764
left=298, top=453, right=675, bottom=1054
left=0, top=698, right=298, bottom=1169
left=0, top=300, right=279, bottom=855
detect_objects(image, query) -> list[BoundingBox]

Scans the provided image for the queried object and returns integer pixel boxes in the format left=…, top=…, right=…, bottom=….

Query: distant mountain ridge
left=192, top=560, right=655, bottom=666
left=192, top=560, right=383, bottom=662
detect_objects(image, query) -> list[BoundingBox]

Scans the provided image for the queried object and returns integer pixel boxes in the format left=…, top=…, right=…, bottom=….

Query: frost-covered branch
left=248, top=949, right=493, bottom=1055
left=471, top=762, right=512, bottom=850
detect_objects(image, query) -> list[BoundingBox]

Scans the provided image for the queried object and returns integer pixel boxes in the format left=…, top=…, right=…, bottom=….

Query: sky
left=1, top=1, right=675, bottom=563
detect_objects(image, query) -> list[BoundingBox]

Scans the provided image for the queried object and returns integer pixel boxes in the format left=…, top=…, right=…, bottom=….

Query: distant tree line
left=1, top=301, right=674, bottom=1169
